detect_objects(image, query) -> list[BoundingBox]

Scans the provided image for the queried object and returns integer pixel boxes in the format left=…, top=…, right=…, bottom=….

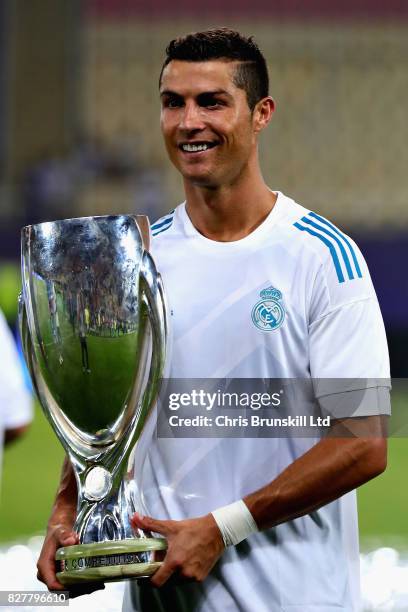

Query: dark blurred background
left=0, top=0, right=407, bottom=583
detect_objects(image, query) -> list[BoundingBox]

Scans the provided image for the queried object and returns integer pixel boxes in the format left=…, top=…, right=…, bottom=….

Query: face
left=160, top=60, right=266, bottom=188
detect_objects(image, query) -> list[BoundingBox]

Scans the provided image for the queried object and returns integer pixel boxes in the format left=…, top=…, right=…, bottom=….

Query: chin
left=185, top=174, right=220, bottom=189
left=181, top=166, right=219, bottom=187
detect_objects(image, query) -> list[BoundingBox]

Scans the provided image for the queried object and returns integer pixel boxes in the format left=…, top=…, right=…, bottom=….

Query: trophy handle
left=132, top=215, right=150, bottom=251
left=138, top=250, right=167, bottom=428
left=18, top=293, right=33, bottom=386
left=18, top=291, right=44, bottom=414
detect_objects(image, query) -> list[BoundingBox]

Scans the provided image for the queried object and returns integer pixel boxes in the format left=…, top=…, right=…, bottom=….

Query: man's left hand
left=131, top=512, right=225, bottom=587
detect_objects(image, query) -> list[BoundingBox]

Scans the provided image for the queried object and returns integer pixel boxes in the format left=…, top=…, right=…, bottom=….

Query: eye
left=163, top=96, right=184, bottom=108
left=198, top=94, right=225, bottom=108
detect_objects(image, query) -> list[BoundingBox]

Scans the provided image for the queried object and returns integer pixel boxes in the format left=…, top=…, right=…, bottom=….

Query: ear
left=252, top=97, right=275, bottom=134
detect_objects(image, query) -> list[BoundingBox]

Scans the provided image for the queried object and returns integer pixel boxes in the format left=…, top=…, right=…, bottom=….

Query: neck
left=184, top=164, right=277, bottom=242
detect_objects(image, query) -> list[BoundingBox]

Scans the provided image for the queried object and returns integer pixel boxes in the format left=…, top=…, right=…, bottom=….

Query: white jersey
left=0, top=310, right=32, bottom=477
left=124, top=191, right=390, bottom=612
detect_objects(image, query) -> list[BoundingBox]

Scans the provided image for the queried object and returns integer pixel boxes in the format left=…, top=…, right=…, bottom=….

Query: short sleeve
left=308, top=237, right=390, bottom=414
left=0, top=312, right=33, bottom=430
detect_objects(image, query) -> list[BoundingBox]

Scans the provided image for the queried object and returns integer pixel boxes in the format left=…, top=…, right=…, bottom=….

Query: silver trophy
left=19, top=215, right=168, bottom=585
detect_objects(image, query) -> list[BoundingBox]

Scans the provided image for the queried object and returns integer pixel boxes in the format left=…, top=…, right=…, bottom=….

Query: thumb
left=53, top=526, right=79, bottom=547
left=131, top=512, right=170, bottom=536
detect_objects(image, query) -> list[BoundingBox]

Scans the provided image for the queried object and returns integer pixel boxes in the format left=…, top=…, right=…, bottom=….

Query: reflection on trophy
left=19, top=215, right=168, bottom=585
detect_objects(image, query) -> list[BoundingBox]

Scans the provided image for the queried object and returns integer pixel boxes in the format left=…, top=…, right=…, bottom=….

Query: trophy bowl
left=19, top=215, right=168, bottom=585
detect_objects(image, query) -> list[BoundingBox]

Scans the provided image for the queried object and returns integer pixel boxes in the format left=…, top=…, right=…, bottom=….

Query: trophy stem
left=73, top=476, right=138, bottom=543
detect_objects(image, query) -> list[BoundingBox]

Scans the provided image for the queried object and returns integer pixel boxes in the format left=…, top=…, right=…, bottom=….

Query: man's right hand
left=37, top=523, right=105, bottom=598
left=37, top=523, right=79, bottom=590
left=37, top=457, right=105, bottom=597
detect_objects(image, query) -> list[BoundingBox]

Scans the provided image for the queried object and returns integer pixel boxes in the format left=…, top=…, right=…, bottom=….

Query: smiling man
left=159, top=54, right=271, bottom=192
left=157, top=33, right=276, bottom=243
left=124, top=29, right=390, bottom=611
left=37, top=29, right=390, bottom=612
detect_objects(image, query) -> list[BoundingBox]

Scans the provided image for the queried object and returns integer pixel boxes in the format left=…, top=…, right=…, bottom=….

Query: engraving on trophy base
left=55, top=538, right=167, bottom=585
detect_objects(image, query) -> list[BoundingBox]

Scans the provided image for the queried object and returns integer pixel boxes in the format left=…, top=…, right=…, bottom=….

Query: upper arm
left=307, top=233, right=390, bottom=411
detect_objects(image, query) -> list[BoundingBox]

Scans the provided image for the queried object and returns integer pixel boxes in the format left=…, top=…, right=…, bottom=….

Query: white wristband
left=211, top=500, right=258, bottom=547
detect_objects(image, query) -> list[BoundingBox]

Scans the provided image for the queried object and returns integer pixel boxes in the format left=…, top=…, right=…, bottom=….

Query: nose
left=179, top=101, right=205, bottom=132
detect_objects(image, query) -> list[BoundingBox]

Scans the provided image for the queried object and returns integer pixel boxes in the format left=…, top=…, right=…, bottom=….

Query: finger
left=131, top=513, right=170, bottom=536
left=41, top=535, right=77, bottom=589
left=59, top=534, right=78, bottom=547
left=150, top=558, right=176, bottom=588
left=37, top=548, right=61, bottom=590
left=37, top=532, right=78, bottom=591
left=37, top=563, right=65, bottom=591
left=45, top=577, right=66, bottom=591
left=56, top=528, right=79, bottom=547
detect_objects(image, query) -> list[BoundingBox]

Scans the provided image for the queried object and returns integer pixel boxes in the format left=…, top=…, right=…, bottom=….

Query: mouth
left=178, top=141, right=219, bottom=154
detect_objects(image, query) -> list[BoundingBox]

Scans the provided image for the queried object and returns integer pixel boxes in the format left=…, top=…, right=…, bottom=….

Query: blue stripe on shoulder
left=294, top=221, right=345, bottom=283
left=152, top=219, right=174, bottom=237
left=300, top=216, right=354, bottom=280
left=308, top=212, right=363, bottom=278
left=151, top=210, right=175, bottom=232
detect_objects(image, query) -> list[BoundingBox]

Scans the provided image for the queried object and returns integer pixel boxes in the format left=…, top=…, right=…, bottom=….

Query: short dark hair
left=160, top=28, right=269, bottom=111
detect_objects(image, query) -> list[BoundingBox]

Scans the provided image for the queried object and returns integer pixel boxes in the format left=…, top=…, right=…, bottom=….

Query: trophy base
left=55, top=537, right=167, bottom=585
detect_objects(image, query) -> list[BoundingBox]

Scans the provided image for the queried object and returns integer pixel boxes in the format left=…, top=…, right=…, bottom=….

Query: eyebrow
left=160, top=89, right=233, bottom=99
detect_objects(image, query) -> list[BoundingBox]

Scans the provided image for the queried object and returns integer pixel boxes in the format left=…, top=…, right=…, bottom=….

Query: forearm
left=244, top=422, right=387, bottom=530
left=48, top=455, right=78, bottom=528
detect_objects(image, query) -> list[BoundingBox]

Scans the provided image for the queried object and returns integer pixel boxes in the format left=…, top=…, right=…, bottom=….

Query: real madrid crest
left=251, top=286, right=286, bottom=332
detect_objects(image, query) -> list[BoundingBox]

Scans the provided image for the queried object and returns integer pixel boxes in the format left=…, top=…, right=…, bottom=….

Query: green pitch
left=1, top=401, right=407, bottom=547
left=0, top=403, right=64, bottom=541
left=358, top=387, right=408, bottom=548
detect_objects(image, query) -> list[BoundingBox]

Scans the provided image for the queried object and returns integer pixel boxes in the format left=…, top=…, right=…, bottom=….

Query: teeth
left=182, top=143, right=211, bottom=152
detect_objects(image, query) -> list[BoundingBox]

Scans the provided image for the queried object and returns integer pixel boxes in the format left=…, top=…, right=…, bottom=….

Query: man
left=37, top=29, right=390, bottom=611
